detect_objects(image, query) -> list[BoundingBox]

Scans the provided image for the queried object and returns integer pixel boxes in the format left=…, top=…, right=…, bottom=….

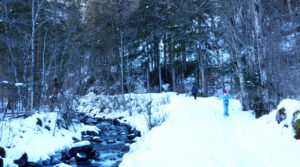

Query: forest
left=0, top=0, right=299, bottom=118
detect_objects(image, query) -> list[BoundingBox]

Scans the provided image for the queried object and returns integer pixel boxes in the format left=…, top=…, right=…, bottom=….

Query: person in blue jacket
left=219, top=89, right=232, bottom=117
left=191, top=84, right=198, bottom=100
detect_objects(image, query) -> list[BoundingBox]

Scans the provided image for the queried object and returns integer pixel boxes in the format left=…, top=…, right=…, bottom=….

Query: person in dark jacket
left=191, top=84, right=198, bottom=100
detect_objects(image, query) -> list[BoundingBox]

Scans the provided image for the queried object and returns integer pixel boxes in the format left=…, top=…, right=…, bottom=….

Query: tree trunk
left=170, top=38, right=176, bottom=92
left=145, top=44, right=150, bottom=92
left=120, top=31, right=124, bottom=94
left=30, top=0, right=36, bottom=114
left=154, top=35, right=162, bottom=92
left=180, top=52, right=185, bottom=93
left=23, top=52, right=30, bottom=112
left=229, top=37, right=249, bottom=111
left=40, top=28, right=49, bottom=107
left=147, top=65, right=150, bottom=92
left=224, top=22, right=249, bottom=110
left=172, top=67, right=176, bottom=92
left=200, top=53, right=206, bottom=96
left=196, top=44, right=200, bottom=89
left=164, top=34, right=168, bottom=80
left=158, top=52, right=162, bottom=92
left=221, top=2, right=250, bottom=110
left=59, top=35, right=70, bottom=74
left=252, top=0, right=269, bottom=110
left=171, top=51, right=176, bottom=92
left=126, top=49, right=132, bottom=93
left=210, top=14, right=224, bottom=88
left=30, top=0, right=44, bottom=112
left=4, top=0, right=21, bottom=111
left=236, top=63, right=247, bottom=109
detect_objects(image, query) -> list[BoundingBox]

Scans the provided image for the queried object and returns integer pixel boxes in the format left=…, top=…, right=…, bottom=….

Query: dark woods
left=0, top=0, right=299, bottom=118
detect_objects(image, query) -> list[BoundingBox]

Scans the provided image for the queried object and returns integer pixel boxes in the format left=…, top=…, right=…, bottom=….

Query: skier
left=191, top=84, right=198, bottom=100
left=219, top=89, right=232, bottom=117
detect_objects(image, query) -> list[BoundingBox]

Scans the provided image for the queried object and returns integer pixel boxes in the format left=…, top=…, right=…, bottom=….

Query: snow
left=118, top=95, right=300, bottom=167
left=260, top=99, right=300, bottom=128
left=0, top=81, right=25, bottom=86
left=0, top=112, right=94, bottom=166
left=76, top=152, right=87, bottom=159
left=1, top=92, right=299, bottom=167
left=162, top=84, right=170, bottom=91
left=1, top=81, right=8, bottom=84
left=54, top=163, right=72, bottom=167
left=15, top=83, right=25, bottom=87
left=78, top=92, right=173, bottom=134
left=71, top=141, right=90, bottom=148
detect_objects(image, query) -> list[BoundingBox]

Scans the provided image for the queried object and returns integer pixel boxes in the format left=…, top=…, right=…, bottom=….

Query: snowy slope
left=120, top=95, right=300, bottom=167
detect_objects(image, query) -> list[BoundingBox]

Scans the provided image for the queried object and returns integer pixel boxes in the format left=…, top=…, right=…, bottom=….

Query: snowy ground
left=1, top=93, right=299, bottom=167
left=0, top=112, right=99, bottom=167
left=118, top=94, right=300, bottom=167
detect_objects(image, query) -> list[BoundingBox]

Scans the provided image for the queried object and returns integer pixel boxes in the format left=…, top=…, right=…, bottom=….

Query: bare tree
left=30, top=0, right=45, bottom=114
left=220, top=0, right=250, bottom=110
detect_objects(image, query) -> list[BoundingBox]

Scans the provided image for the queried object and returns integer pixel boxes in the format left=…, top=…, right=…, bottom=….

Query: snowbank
left=259, top=99, right=300, bottom=138
left=0, top=112, right=96, bottom=166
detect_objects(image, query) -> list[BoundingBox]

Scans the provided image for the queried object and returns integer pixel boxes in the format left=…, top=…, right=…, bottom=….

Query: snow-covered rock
left=86, top=130, right=99, bottom=136
left=53, top=163, right=72, bottom=167
left=263, top=99, right=300, bottom=139
left=91, top=136, right=103, bottom=143
left=75, top=152, right=88, bottom=162
left=275, top=107, right=287, bottom=124
left=69, top=141, right=93, bottom=158
left=70, top=141, right=91, bottom=150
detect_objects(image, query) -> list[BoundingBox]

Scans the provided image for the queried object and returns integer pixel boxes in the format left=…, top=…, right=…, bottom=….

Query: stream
left=13, top=113, right=141, bottom=167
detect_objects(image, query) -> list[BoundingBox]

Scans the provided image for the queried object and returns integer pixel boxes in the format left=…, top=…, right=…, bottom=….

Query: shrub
left=253, top=103, right=268, bottom=118
left=292, top=110, right=300, bottom=127
left=138, top=95, right=170, bottom=130
left=293, top=110, right=300, bottom=117
left=294, top=119, right=300, bottom=139
left=56, top=119, right=63, bottom=129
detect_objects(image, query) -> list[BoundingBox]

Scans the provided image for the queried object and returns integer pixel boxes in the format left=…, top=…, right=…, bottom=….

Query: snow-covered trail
left=120, top=96, right=300, bottom=167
